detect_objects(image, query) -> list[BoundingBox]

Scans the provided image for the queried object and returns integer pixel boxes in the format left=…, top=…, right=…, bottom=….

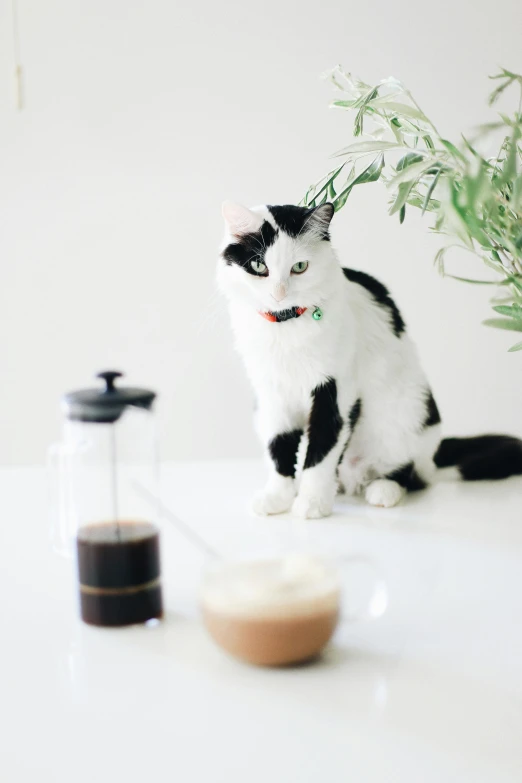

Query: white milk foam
left=202, top=554, right=341, bottom=619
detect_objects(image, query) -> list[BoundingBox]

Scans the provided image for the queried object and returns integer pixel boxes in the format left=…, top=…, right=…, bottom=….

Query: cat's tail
left=434, top=434, right=522, bottom=481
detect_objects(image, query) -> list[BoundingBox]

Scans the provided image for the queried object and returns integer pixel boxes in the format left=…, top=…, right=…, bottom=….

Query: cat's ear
left=306, top=203, right=335, bottom=235
left=222, top=201, right=263, bottom=237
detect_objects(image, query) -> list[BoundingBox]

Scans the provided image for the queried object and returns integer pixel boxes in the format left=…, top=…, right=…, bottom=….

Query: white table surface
left=2, top=461, right=522, bottom=783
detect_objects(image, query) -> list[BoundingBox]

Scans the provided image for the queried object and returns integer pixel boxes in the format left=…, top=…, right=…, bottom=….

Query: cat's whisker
left=196, top=296, right=225, bottom=336
left=196, top=311, right=220, bottom=338
left=198, top=304, right=224, bottom=335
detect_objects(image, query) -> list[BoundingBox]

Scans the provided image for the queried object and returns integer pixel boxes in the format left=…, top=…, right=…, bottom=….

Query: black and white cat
left=218, top=201, right=522, bottom=519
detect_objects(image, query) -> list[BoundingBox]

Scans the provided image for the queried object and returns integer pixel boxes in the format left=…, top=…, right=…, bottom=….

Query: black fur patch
left=222, top=221, right=277, bottom=276
left=349, top=398, right=362, bottom=431
left=269, top=429, right=303, bottom=477
left=268, top=204, right=332, bottom=241
left=304, top=378, right=343, bottom=470
left=386, top=462, right=427, bottom=491
left=423, top=390, right=441, bottom=427
left=342, top=268, right=405, bottom=337
left=337, top=398, right=362, bottom=466
left=434, top=435, right=522, bottom=480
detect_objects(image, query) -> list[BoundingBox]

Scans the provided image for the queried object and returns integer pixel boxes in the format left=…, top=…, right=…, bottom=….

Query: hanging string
left=11, top=0, right=23, bottom=110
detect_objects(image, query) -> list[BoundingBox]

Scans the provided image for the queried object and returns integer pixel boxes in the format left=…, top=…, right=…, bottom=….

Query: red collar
left=259, top=307, right=307, bottom=323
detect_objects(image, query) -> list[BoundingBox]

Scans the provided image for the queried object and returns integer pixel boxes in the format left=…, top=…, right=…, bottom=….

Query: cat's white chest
left=231, top=305, right=353, bottom=413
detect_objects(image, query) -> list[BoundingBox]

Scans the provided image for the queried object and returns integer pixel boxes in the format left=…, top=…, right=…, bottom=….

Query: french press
left=49, top=371, right=163, bottom=627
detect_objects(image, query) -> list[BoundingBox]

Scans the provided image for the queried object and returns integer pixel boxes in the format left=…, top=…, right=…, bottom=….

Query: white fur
left=219, top=203, right=440, bottom=518
left=365, top=479, right=405, bottom=508
left=222, top=200, right=264, bottom=236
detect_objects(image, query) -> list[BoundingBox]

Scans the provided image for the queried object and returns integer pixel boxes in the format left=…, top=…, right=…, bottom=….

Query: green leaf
left=422, top=168, right=443, bottom=215
left=463, top=164, right=490, bottom=211
left=501, top=132, right=519, bottom=184
left=351, top=85, right=380, bottom=110
left=461, top=135, right=490, bottom=166
left=499, top=275, right=522, bottom=290
left=488, top=78, right=514, bottom=106
left=392, top=117, right=423, bottom=135
left=354, top=154, right=385, bottom=184
left=409, top=194, right=440, bottom=211
left=434, top=246, right=448, bottom=275
left=483, top=318, right=522, bottom=332
left=483, top=256, right=503, bottom=273
left=446, top=275, right=499, bottom=284
left=497, top=113, right=519, bottom=129
left=433, top=244, right=471, bottom=275
left=353, top=87, right=379, bottom=136
left=389, top=181, right=415, bottom=215
left=368, top=98, right=429, bottom=121
left=331, top=99, right=359, bottom=109
left=447, top=184, right=489, bottom=248
left=333, top=140, right=402, bottom=157
left=300, top=189, right=312, bottom=207
left=332, top=189, right=350, bottom=211
left=396, top=152, right=424, bottom=171
left=309, top=164, right=346, bottom=203
left=492, top=304, right=522, bottom=318
left=318, top=190, right=328, bottom=205
left=399, top=204, right=406, bottom=224
left=475, top=121, right=506, bottom=136
left=332, top=155, right=384, bottom=210
left=489, top=69, right=521, bottom=81
left=388, top=157, right=440, bottom=187
left=440, top=138, right=466, bottom=162
left=389, top=118, right=405, bottom=144
left=508, top=340, right=522, bottom=352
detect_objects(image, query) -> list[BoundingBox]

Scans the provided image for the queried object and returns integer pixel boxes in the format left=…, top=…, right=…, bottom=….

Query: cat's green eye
left=291, top=261, right=309, bottom=274
left=250, top=260, right=268, bottom=275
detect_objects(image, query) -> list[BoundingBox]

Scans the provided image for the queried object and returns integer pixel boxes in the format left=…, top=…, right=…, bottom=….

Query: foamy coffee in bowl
left=201, top=554, right=342, bottom=666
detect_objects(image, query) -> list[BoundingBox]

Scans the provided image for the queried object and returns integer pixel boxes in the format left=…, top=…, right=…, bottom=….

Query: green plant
left=302, top=67, right=522, bottom=351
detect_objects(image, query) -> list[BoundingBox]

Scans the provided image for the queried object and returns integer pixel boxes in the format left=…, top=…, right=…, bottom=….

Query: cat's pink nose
left=271, top=282, right=287, bottom=302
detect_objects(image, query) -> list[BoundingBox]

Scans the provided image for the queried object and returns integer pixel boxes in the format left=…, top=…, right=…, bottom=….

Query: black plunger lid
left=63, top=371, right=156, bottom=423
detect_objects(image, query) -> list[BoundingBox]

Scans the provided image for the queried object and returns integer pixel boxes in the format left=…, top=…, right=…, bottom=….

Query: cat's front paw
left=252, top=487, right=294, bottom=516
left=291, top=494, right=334, bottom=520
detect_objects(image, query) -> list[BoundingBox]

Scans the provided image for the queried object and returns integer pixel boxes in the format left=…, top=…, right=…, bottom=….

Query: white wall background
left=1, top=0, right=521, bottom=465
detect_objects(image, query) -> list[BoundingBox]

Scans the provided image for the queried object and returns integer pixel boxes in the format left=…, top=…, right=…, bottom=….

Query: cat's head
left=218, top=202, right=336, bottom=314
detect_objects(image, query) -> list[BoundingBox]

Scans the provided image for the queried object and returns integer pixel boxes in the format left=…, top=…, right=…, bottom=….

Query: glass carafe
left=49, top=371, right=162, bottom=627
